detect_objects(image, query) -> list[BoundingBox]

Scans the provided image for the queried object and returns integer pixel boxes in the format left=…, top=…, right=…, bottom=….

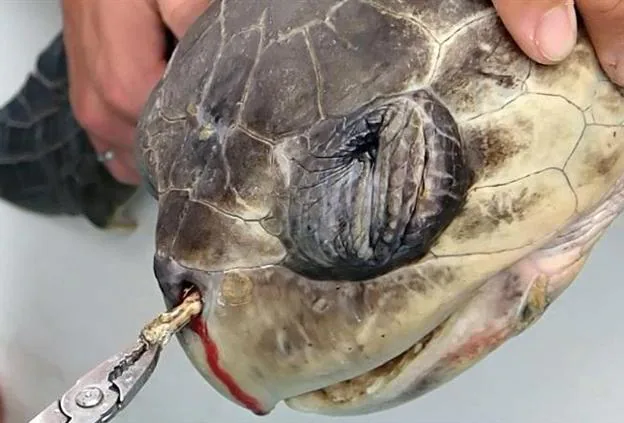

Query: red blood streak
left=445, top=327, right=509, bottom=364
left=189, top=317, right=267, bottom=415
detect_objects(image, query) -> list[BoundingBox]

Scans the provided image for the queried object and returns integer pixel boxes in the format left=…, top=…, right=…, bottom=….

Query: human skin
left=60, top=0, right=624, bottom=186
left=60, top=0, right=213, bottom=185
left=493, top=0, right=624, bottom=80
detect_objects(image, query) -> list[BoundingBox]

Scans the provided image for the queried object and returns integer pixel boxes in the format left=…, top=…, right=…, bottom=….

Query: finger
left=106, top=158, right=141, bottom=186
left=576, top=0, right=624, bottom=85
left=90, top=135, right=141, bottom=185
left=114, top=149, right=142, bottom=185
left=68, top=79, right=137, bottom=147
left=157, top=0, right=213, bottom=38
left=61, top=0, right=147, bottom=185
left=100, top=149, right=141, bottom=186
left=69, top=77, right=142, bottom=185
left=90, top=1, right=169, bottom=122
left=492, top=0, right=578, bottom=64
left=61, top=4, right=138, bottom=147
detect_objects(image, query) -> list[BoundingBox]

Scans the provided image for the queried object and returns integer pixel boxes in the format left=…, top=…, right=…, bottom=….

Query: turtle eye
left=278, top=91, right=472, bottom=281
left=344, top=117, right=383, bottom=164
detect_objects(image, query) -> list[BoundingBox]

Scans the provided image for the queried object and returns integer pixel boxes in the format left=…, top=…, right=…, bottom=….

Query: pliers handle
left=29, top=339, right=161, bottom=423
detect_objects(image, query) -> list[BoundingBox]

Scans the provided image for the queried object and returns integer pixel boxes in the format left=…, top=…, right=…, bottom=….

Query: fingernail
left=535, top=3, right=577, bottom=62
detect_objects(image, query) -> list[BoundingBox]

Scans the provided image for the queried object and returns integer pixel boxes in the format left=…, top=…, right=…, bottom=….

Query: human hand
left=61, top=0, right=212, bottom=185
left=493, top=0, right=624, bottom=86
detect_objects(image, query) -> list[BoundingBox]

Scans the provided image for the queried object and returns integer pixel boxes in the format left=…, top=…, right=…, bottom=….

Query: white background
left=1, top=2, right=623, bottom=423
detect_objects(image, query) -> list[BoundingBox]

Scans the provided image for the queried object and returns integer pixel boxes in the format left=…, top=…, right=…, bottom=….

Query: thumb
left=492, top=0, right=578, bottom=64
left=157, top=0, right=213, bottom=39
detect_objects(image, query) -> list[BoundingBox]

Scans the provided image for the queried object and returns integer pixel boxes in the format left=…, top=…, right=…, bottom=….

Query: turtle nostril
left=153, top=255, right=192, bottom=307
left=153, top=255, right=209, bottom=310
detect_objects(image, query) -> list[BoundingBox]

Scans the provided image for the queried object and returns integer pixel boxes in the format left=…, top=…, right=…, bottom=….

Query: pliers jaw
left=29, top=340, right=161, bottom=423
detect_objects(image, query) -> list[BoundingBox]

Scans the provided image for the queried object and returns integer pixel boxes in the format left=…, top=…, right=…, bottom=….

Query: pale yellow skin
left=138, top=1, right=624, bottom=417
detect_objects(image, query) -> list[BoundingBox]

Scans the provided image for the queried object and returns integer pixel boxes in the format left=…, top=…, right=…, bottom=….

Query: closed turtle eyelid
left=319, top=112, right=389, bottom=160
left=282, top=89, right=470, bottom=282
left=345, top=109, right=388, bottom=138
left=343, top=129, right=381, bottom=161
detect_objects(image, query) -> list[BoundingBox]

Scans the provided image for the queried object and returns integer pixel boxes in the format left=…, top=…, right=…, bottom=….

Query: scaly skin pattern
left=0, top=34, right=137, bottom=229
left=136, top=0, right=624, bottom=416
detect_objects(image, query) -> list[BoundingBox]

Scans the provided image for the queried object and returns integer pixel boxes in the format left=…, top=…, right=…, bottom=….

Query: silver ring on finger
left=97, top=149, right=115, bottom=163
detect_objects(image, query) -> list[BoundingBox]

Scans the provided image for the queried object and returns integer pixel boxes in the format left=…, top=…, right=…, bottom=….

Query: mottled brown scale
left=220, top=0, right=337, bottom=41
left=135, top=0, right=624, bottom=416
left=431, top=13, right=531, bottom=121
left=153, top=190, right=189, bottom=255
left=242, top=32, right=321, bottom=137
left=308, top=0, right=436, bottom=116
left=169, top=198, right=286, bottom=271
left=203, top=28, right=262, bottom=124
left=158, top=5, right=222, bottom=120
left=462, top=125, right=527, bottom=180
left=374, top=0, right=492, bottom=40
left=224, top=129, right=276, bottom=218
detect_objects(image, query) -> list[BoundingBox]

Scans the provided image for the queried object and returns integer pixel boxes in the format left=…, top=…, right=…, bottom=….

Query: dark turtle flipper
left=0, top=33, right=138, bottom=229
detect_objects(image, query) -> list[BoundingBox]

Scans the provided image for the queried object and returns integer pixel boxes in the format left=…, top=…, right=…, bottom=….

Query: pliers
left=28, top=339, right=161, bottom=423
left=27, top=290, right=202, bottom=423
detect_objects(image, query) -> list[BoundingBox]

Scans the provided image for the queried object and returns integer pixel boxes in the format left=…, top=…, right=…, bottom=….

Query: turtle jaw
left=284, top=263, right=561, bottom=416
left=153, top=247, right=569, bottom=417
left=162, top=265, right=516, bottom=417
left=153, top=254, right=463, bottom=416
